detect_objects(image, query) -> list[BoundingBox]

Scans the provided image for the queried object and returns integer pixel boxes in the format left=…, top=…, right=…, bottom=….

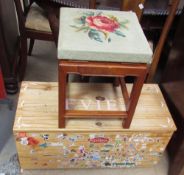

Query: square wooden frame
left=58, top=60, right=148, bottom=128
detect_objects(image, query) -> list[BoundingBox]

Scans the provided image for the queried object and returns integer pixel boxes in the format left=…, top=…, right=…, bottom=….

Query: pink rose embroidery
left=86, top=16, right=120, bottom=33
left=71, top=11, right=129, bottom=43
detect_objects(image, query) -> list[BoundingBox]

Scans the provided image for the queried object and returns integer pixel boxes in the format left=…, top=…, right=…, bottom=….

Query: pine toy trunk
left=13, top=82, right=176, bottom=169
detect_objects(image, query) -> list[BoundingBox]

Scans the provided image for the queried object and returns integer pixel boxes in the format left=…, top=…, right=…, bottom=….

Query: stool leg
left=113, top=77, right=120, bottom=87
left=59, top=67, right=67, bottom=128
left=124, top=74, right=146, bottom=128
left=119, top=77, right=129, bottom=109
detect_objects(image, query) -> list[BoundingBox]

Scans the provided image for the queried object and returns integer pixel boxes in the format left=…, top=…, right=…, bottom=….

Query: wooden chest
left=13, top=82, right=176, bottom=169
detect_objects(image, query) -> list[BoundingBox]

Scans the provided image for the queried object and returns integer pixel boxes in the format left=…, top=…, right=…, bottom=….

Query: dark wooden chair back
left=14, top=0, right=26, bottom=34
left=13, top=0, right=55, bottom=81
left=147, top=0, right=180, bottom=82
left=120, top=0, right=146, bottom=20
left=22, top=0, right=33, bottom=14
left=89, top=0, right=146, bottom=20
left=89, top=0, right=96, bottom=8
left=14, top=0, right=34, bottom=33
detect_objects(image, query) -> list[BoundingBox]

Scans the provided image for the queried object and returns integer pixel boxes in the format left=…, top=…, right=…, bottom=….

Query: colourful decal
left=41, top=134, right=49, bottom=141
left=47, top=142, right=63, bottom=147
left=91, top=152, right=100, bottom=161
left=18, top=132, right=27, bottom=138
left=78, top=146, right=85, bottom=154
left=19, top=135, right=39, bottom=147
left=20, top=137, right=28, bottom=145
left=57, top=133, right=67, bottom=139
left=39, top=143, right=47, bottom=148
left=112, top=162, right=135, bottom=167
left=16, top=132, right=166, bottom=169
left=89, top=137, right=109, bottom=143
left=27, top=137, right=39, bottom=146
left=68, top=135, right=82, bottom=146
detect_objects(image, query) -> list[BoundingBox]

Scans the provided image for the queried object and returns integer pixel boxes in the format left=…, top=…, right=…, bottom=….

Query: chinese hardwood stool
left=57, top=8, right=152, bottom=128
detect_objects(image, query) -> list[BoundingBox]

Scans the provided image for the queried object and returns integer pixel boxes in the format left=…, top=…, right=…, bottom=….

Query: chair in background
left=120, top=0, right=145, bottom=20
left=90, top=0, right=145, bottom=20
left=116, top=0, right=179, bottom=82
left=13, top=0, right=55, bottom=80
left=111, top=0, right=146, bottom=86
left=146, top=0, right=180, bottom=82
left=89, top=0, right=97, bottom=9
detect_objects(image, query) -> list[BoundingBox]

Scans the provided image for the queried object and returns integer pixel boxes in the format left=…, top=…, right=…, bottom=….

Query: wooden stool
left=58, top=8, right=152, bottom=128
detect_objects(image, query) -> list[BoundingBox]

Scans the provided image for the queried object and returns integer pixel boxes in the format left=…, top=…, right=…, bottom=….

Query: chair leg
left=28, top=39, right=34, bottom=56
left=19, top=37, right=27, bottom=81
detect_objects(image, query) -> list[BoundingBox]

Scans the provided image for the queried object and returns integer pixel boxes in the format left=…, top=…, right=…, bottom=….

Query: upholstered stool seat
left=58, top=8, right=152, bottom=63
left=25, top=3, right=51, bottom=32
left=57, top=8, right=152, bottom=128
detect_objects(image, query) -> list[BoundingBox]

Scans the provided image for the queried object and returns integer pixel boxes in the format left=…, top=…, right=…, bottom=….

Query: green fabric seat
left=57, top=8, right=152, bottom=63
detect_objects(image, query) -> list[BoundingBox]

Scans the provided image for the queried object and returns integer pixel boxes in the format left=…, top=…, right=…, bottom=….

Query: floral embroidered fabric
left=58, top=8, right=152, bottom=63
left=71, top=11, right=129, bottom=43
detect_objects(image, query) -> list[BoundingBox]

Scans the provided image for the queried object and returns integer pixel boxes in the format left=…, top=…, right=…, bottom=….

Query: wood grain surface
left=14, top=82, right=176, bottom=132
